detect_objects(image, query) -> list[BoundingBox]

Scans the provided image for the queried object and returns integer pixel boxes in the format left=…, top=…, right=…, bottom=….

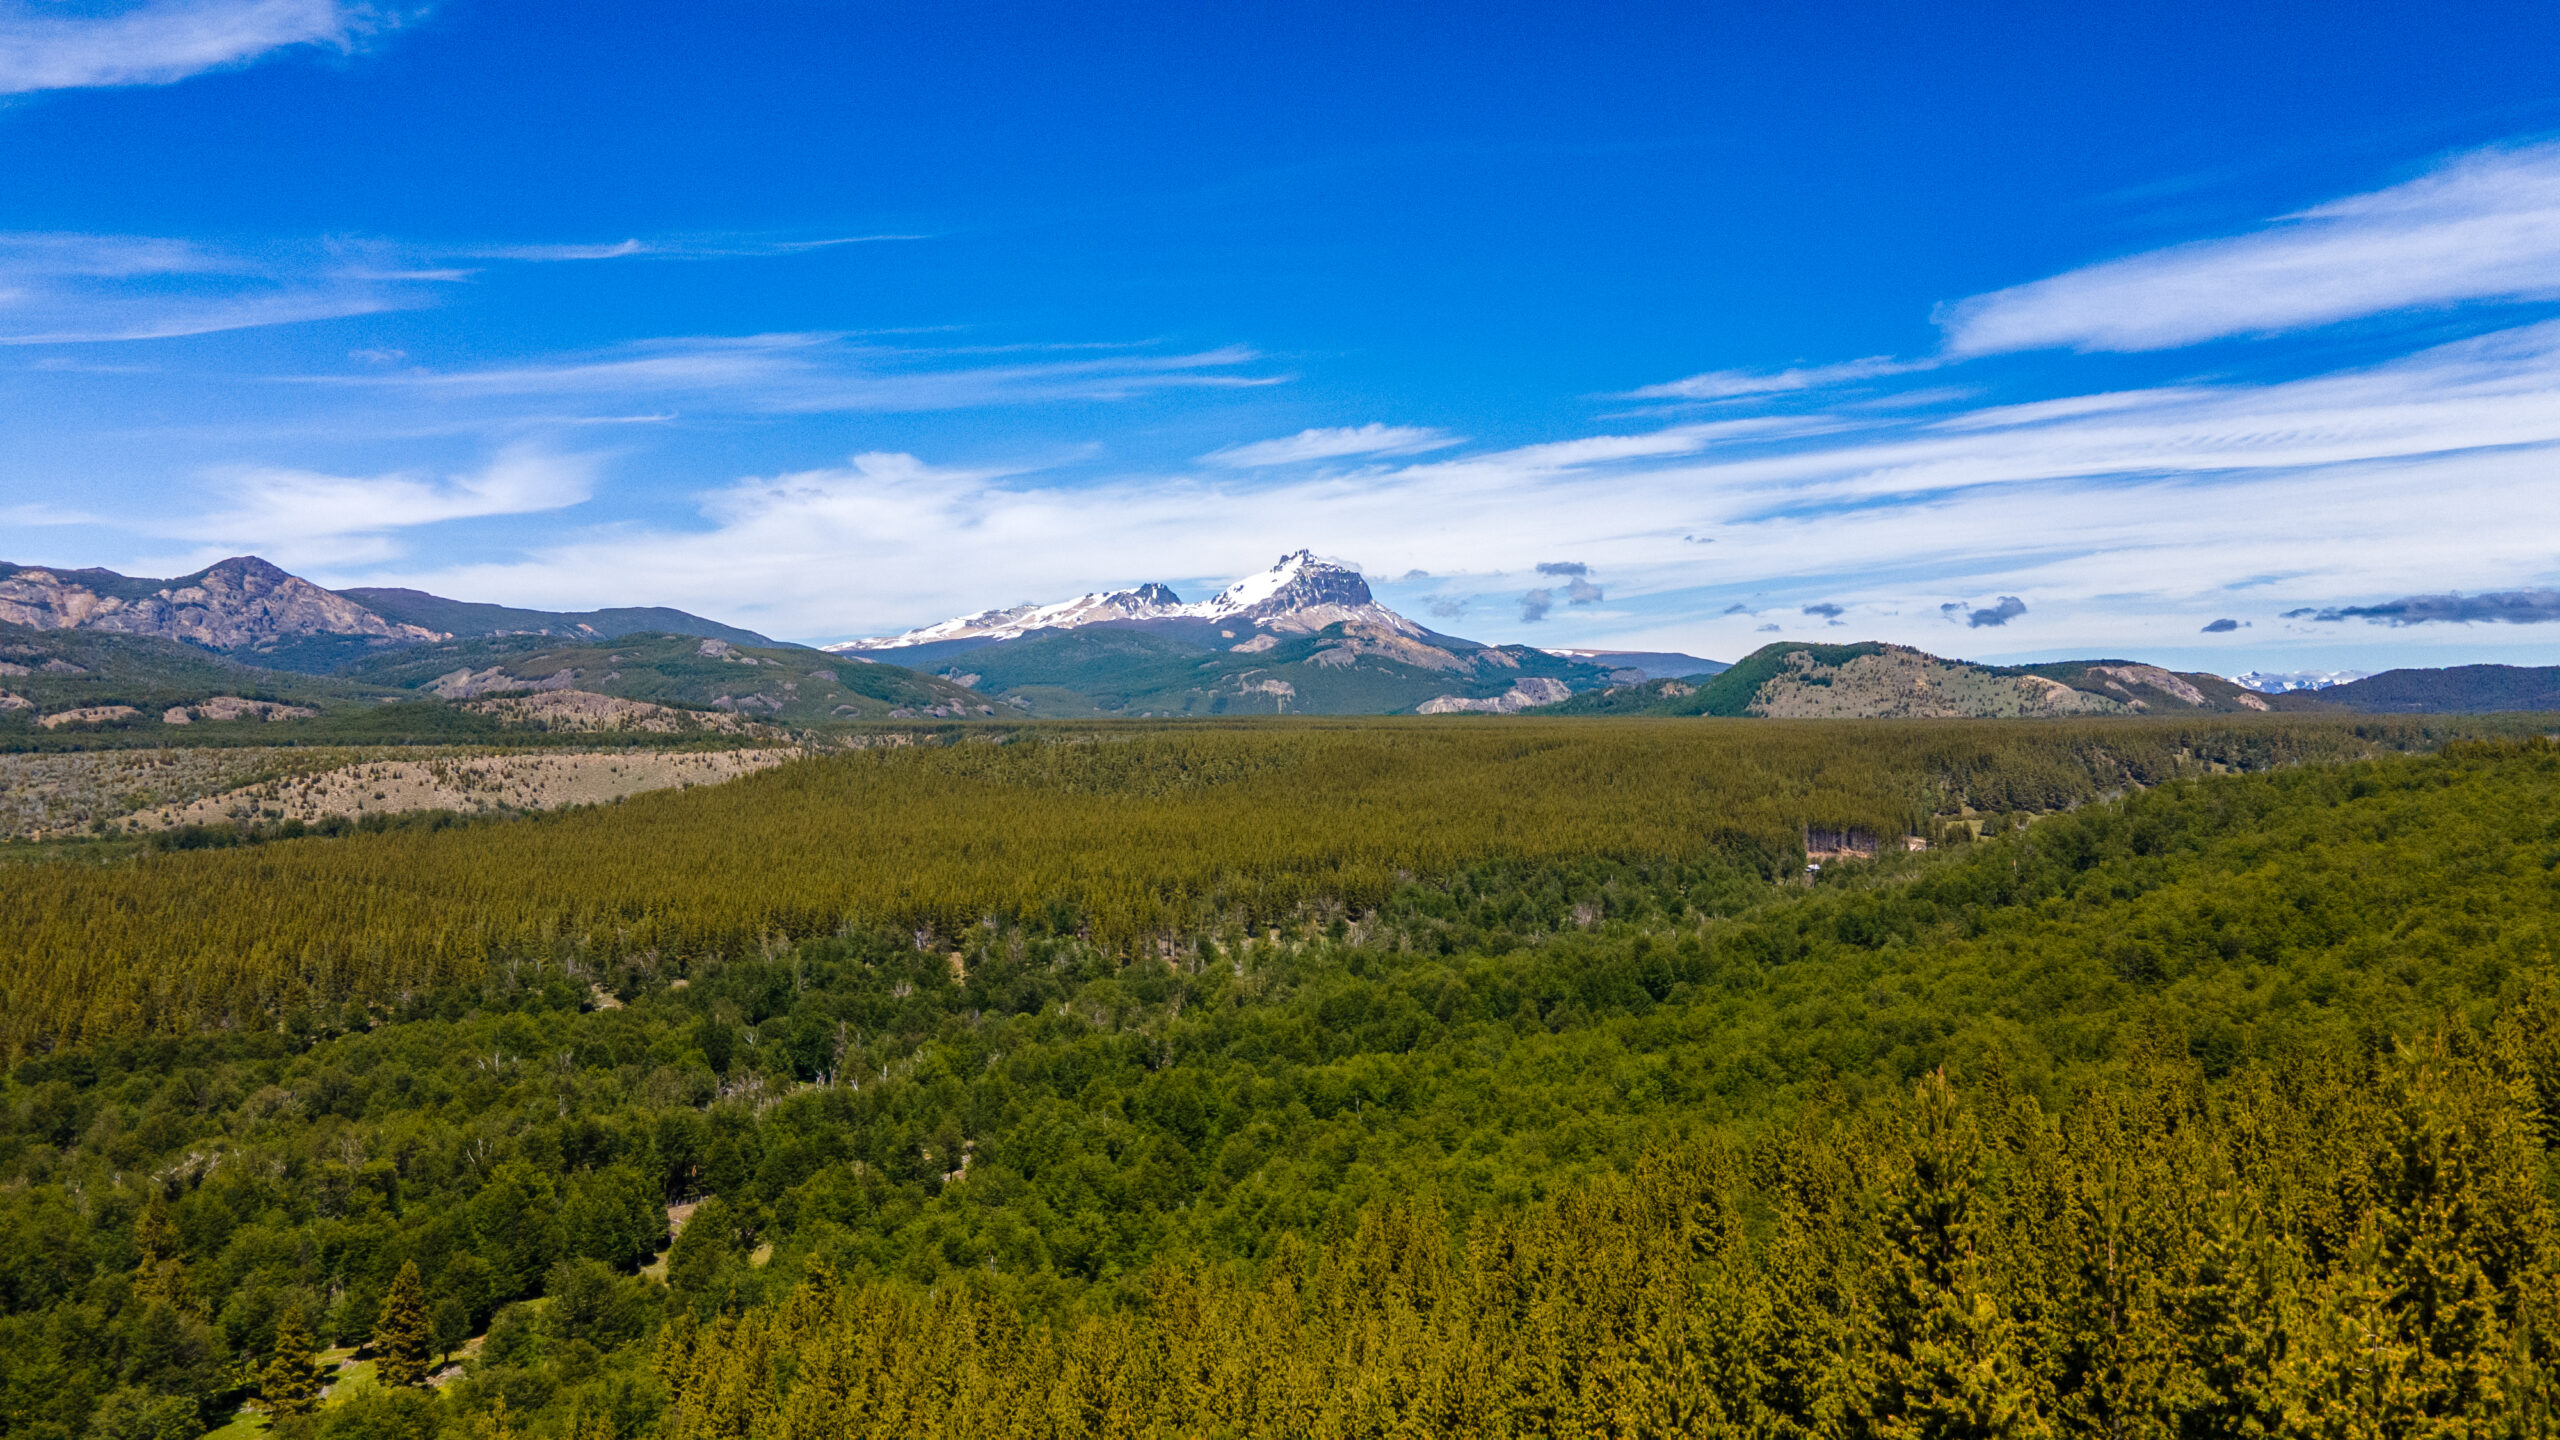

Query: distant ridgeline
left=5, top=738, right=2560, bottom=1438
left=4, top=553, right=2559, bottom=723
left=0, top=618, right=983, bottom=747
left=1534, top=639, right=2560, bottom=719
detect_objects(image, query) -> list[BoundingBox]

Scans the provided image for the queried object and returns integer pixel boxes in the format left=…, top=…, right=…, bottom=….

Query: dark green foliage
left=83, top=1387, right=202, bottom=1440
left=334, top=632, right=976, bottom=725
left=2321, top=662, right=2560, bottom=713
left=0, top=622, right=403, bottom=744
left=564, top=1166, right=668, bottom=1271
left=907, top=620, right=1617, bottom=717
left=1521, top=672, right=1722, bottom=715
left=337, top=591, right=775, bottom=648
left=1, top=735, right=2556, bottom=1436
left=543, top=1260, right=655, bottom=1350
left=1677, top=641, right=1892, bottom=715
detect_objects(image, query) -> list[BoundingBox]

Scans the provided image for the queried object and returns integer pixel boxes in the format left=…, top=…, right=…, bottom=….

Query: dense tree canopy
left=1, top=727, right=2553, bottom=1438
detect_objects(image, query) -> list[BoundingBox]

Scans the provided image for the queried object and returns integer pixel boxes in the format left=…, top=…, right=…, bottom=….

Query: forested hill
left=0, top=716, right=2455, bottom=1055
left=4, top=732, right=2559, bottom=1437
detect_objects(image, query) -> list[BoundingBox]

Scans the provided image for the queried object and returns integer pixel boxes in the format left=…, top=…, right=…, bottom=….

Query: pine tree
left=1868, top=1072, right=2053, bottom=1440
left=372, top=1259, right=434, bottom=1388
left=131, top=1192, right=191, bottom=1312
left=263, top=1306, right=327, bottom=1420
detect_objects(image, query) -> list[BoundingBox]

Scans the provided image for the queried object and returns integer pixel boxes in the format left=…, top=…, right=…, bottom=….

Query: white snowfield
left=2227, top=669, right=2370, bottom=693
left=826, top=550, right=1420, bottom=652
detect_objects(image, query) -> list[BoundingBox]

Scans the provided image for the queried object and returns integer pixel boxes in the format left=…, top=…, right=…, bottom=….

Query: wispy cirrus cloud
left=454, top=233, right=932, bottom=263
left=1940, top=141, right=2560, bottom=354
left=1204, top=423, right=1458, bottom=467
left=1622, top=355, right=1932, bottom=401
left=0, top=232, right=452, bottom=343
left=0, top=228, right=937, bottom=344
left=333, top=333, right=1279, bottom=413
left=0, top=0, right=383, bottom=94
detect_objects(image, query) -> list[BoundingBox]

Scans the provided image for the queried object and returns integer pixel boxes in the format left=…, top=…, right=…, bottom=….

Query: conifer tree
left=1868, top=1072, right=2052, bottom=1439
left=372, top=1260, right=433, bottom=1388
left=262, top=1306, right=326, bottom=1420
left=131, top=1192, right=191, bottom=1312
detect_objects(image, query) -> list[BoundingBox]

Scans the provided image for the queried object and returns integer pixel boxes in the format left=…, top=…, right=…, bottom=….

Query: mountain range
left=0, top=550, right=2552, bottom=731
left=822, top=551, right=1725, bottom=716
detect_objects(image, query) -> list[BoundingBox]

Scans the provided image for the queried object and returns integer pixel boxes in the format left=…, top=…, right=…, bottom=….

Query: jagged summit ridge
left=829, top=581, right=1191, bottom=653
left=828, top=551, right=1420, bottom=652
left=1194, top=549, right=1422, bottom=637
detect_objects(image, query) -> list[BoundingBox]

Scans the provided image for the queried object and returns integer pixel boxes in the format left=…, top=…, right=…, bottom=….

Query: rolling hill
left=338, top=632, right=990, bottom=725
left=2309, top=663, right=2560, bottom=712
left=1536, top=641, right=2328, bottom=718
left=0, top=555, right=777, bottom=675
left=339, top=587, right=777, bottom=648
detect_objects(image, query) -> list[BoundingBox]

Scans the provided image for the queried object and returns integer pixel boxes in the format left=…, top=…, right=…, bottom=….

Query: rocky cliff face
left=0, top=557, right=440, bottom=649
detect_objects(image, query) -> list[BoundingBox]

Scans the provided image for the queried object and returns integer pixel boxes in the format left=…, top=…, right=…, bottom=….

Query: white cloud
left=355, top=316, right=2560, bottom=656
left=185, top=446, right=597, bottom=566
left=0, top=0, right=374, bottom=94
left=1203, top=424, right=1460, bottom=467
left=1623, top=355, right=1931, bottom=401
left=1940, top=141, right=2560, bottom=354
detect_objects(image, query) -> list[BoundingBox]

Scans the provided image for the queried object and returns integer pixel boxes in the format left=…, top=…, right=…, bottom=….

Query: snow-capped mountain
left=826, top=582, right=1187, bottom=653
left=2227, top=669, right=2370, bottom=693
left=828, top=551, right=1418, bottom=653
left=1193, top=550, right=1423, bottom=636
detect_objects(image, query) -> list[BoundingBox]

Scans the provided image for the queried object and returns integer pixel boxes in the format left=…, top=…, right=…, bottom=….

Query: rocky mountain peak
left=1198, top=551, right=1416, bottom=636
left=0, top=555, right=442, bottom=649
left=1202, top=550, right=1365, bottom=614
left=829, top=549, right=1422, bottom=651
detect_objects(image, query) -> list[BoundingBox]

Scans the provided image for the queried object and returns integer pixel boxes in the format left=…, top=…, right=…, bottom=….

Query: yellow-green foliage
left=0, top=717, right=2442, bottom=1056
left=651, top=1025, right=2560, bottom=1439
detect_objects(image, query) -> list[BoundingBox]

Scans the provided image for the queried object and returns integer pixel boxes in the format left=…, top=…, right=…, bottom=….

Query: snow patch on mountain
left=2228, top=669, right=2370, bottom=693
left=829, top=582, right=1186, bottom=652
left=827, top=551, right=1418, bottom=652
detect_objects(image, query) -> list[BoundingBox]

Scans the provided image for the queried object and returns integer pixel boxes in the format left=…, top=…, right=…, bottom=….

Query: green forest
left=3, top=719, right=2557, bottom=1437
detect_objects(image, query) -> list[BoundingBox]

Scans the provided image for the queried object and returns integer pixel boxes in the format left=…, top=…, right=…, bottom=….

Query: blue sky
left=3, top=0, right=2559, bottom=669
